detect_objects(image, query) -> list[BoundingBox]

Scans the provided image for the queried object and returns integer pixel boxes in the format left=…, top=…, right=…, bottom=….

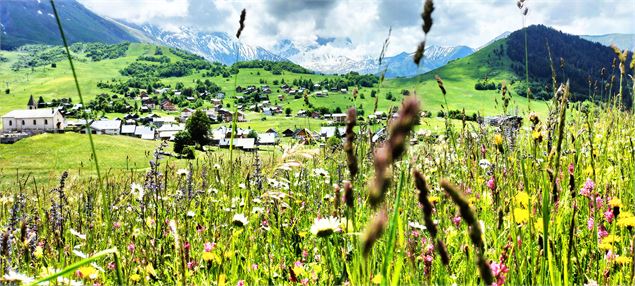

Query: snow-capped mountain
left=117, top=23, right=474, bottom=76
left=271, top=37, right=474, bottom=77
left=133, top=24, right=285, bottom=65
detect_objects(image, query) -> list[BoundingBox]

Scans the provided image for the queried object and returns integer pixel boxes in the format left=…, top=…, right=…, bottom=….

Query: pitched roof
left=3, top=109, right=58, bottom=119
left=121, top=125, right=137, bottom=134
left=90, top=120, right=121, bottom=130
left=27, top=95, right=35, bottom=107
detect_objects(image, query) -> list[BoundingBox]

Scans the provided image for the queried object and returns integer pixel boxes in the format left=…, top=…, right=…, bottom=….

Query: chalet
left=281, top=84, right=289, bottom=89
left=262, top=107, right=272, bottom=116
left=218, top=109, right=246, bottom=122
left=121, top=125, right=137, bottom=136
left=297, top=110, right=307, bottom=117
left=216, top=92, right=225, bottom=99
left=157, top=124, right=184, bottom=141
left=331, top=113, right=347, bottom=123
left=186, top=96, right=196, bottom=101
left=154, top=88, right=170, bottom=94
left=153, top=116, right=176, bottom=127
left=257, top=133, right=277, bottom=145
left=320, top=127, right=346, bottom=138
left=281, top=128, right=295, bottom=137
left=265, top=128, right=278, bottom=136
left=140, top=106, right=151, bottom=113
left=90, top=119, right=121, bottom=135
left=340, top=88, right=348, bottom=94
left=293, top=128, right=312, bottom=141
left=2, top=109, right=65, bottom=133
left=161, top=100, right=177, bottom=112
left=180, top=108, right=195, bottom=122
left=277, top=94, right=285, bottom=101
left=211, top=99, right=222, bottom=105
left=134, top=126, right=155, bottom=140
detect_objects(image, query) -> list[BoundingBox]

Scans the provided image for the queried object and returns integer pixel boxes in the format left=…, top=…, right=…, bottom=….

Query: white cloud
left=78, top=0, right=635, bottom=58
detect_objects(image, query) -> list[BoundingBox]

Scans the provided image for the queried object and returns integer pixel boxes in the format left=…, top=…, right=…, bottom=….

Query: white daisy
left=232, top=213, right=249, bottom=227
left=3, top=271, right=35, bottom=284
left=69, top=228, right=86, bottom=240
left=310, top=216, right=340, bottom=237
left=186, top=210, right=195, bottom=218
left=478, top=159, right=491, bottom=170
left=131, top=182, right=145, bottom=201
left=408, top=221, right=427, bottom=230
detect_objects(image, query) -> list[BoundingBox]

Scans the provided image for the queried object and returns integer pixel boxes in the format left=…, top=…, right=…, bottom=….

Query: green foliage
left=70, top=42, right=130, bottom=61
left=186, top=110, right=212, bottom=147
left=173, top=130, right=193, bottom=154
left=233, top=60, right=313, bottom=74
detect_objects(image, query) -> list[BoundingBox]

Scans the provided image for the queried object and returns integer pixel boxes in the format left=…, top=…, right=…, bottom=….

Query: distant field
left=0, top=133, right=161, bottom=186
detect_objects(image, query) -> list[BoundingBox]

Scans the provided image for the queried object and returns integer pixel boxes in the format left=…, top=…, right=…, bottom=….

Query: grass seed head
left=236, top=9, right=246, bottom=39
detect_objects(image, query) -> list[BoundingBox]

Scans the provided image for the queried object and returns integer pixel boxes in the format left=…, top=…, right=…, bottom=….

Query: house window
left=33, top=120, right=37, bottom=125
left=8, top=120, right=12, bottom=126
left=22, top=120, right=25, bottom=125
left=45, top=119, right=48, bottom=125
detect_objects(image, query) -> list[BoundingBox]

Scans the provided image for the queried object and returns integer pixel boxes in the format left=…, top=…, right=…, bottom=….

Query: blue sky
left=79, top=0, right=635, bottom=58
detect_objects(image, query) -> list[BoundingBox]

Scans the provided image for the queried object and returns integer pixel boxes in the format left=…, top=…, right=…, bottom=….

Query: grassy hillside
left=0, top=41, right=551, bottom=133
left=0, top=133, right=160, bottom=184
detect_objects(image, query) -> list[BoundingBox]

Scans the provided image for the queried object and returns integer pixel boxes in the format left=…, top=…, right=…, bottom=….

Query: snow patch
left=37, top=10, right=43, bottom=15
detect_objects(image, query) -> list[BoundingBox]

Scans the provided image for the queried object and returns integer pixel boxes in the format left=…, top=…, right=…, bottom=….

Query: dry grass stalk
left=435, top=75, right=446, bottom=96
left=369, top=97, right=420, bottom=207
left=414, top=0, right=434, bottom=65
left=236, top=9, right=246, bottom=39
left=441, top=179, right=493, bottom=284
left=344, top=180, right=354, bottom=208
left=345, top=108, right=359, bottom=179
left=362, top=208, right=387, bottom=257
left=414, top=170, right=449, bottom=265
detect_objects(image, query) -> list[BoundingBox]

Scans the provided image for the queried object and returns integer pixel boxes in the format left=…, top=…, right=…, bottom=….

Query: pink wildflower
left=604, top=209, right=614, bottom=223
left=587, top=217, right=594, bottom=230
left=490, top=261, right=509, bottom=286
left=487, top=177, right=496, bottom=191
left=580, top=178, right=595, bottom=197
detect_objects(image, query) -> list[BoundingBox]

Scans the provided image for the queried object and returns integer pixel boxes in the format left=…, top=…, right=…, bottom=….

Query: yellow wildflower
left=599, top=242, right=614, bottom=250
left=602, top=234, right=620, bottom=244
left=513, top=208, right=529, bottom=224
left=78, top=266, right=98, bottom=280
left=130, top=274, right=141, bottom=282
left=494, top=134, right=503, bottom=146
left=372, top=273, right=383, bottom=284
left=608, top=198, right=623, bottom=208
left=615, top=256, right=632, bottom=265
left=33, top=246, right=43, bottom=259
left=514, top=191, right=530, bottom=208
left=617, top=216, right=635, bottom=228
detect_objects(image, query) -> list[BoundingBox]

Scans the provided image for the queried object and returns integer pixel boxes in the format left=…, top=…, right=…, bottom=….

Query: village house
left=180, top=108, right=195, bottom=122
left=218, top=109, right=246, bottom=122
left=320, top=127, right=346, bottom=138
left=157, top=123, right=184, bottom=141
left=281, top=128, right=295, bottom=137
left=257, top=133, right=277, bottom=145
left=2, top=108, right=65, bottom=133
left=121, top=124, right=137, bottom=136
left=90, top=119, right=121, bottom=135
left=160, top=100, right=177, bottom=112
left=134, top=126, right=155, bottom=140
left=152, top=116, right=176, bottom=128
left=331, top=113, right=347, bottom=123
